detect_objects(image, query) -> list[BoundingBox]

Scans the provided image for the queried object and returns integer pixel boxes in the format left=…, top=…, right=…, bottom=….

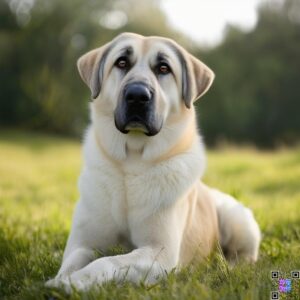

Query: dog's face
left=77, top=33, right=214, bottom=137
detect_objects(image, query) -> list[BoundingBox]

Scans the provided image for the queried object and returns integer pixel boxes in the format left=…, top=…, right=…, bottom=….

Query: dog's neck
left=91, top=105, right=202, bottom=163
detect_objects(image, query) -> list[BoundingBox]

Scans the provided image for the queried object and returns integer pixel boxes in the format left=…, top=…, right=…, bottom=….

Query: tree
left=197, top=0, right=300, bottom=146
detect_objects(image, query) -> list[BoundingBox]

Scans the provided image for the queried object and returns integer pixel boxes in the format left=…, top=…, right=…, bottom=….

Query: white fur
left=47, top=122, right=205, bottom=292
left=46, top=33, right=261, bottom=292
left=212, top=189, right=261, bottom=263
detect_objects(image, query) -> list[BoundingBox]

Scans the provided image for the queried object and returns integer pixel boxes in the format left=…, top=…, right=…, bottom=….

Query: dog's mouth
left=114, top=115, right=162, bottom=136
left=125, top=116, right=148, bottom=133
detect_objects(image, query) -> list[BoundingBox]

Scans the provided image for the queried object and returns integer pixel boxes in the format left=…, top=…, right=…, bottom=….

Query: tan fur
left=179, top=182, right=219, bottom=265
left=155, top=111, right=196, bottom=163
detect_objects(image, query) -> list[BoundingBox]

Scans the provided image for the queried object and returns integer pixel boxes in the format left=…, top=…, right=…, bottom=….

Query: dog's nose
left=124, top=83, right=152, bottom=104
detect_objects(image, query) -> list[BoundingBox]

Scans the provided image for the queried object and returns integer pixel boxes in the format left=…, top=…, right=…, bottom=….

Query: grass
left=0, top=129, right=300, bottom=300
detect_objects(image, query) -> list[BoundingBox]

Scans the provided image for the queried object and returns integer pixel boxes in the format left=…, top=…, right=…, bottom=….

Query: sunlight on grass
left=0, top=130, right=299, bottom=299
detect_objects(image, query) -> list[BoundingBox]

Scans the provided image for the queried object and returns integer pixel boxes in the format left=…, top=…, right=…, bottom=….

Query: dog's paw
left=46, top=273, right=98, bottom=293
left=45, top=277, right=73, bottom=293
left=66, top=269, right=100, bottom=292
left=45, top=278, right=58, bottom=288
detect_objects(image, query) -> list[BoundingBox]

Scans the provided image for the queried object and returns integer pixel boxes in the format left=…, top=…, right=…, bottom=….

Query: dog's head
left=77, top=32, right=214, bottom=137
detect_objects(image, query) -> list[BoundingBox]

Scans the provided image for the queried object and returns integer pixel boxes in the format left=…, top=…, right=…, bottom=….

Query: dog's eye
left=158, top=63, right=170, bottom=75
left=115, top=57, right=128, bottom=69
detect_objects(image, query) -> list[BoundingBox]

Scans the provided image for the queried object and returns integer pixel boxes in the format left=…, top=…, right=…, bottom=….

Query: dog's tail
left=211, top=188, right=261, bottom=264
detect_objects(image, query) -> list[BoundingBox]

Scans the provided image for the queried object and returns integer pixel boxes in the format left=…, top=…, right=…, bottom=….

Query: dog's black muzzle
left=114, top=82, right=162, bottom=136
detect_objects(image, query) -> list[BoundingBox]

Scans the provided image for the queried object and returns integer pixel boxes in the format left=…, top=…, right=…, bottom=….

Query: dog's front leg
left=46, top=247, right=95, bottom=289
left=59, top=246, right=172, bottom=292
left=57, top=207, right=181, bottom=292
left=46, top=184, right=121, bottom=288
left=56, top=247, right=95, bottom=278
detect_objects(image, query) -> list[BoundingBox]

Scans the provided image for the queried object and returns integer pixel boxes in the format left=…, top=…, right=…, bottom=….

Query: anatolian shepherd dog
left=47, top=33, right=261, bottom=292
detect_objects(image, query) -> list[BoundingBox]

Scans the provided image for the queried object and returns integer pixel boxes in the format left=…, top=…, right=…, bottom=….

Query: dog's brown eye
left=116, top=58, right=127, bottom=69
left=158, top=63, right=170, bottom=74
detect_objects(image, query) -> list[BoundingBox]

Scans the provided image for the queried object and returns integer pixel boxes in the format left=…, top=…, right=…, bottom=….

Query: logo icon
left=271, top=291, right=279, bottom=299
left=271, top=271, right=279, bottom=279
left=278, top=278, right=291, bottom=293
left=291, top=270, right=300, bottom=279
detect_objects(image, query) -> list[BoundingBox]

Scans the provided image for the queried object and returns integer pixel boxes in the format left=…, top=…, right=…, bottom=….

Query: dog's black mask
left=114, top=82, right=162, bottom=136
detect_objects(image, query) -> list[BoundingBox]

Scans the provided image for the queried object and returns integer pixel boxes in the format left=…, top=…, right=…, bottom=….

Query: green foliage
left=198, top=0, right=300, bottom=147
left=0, top=130, right=300, bottom=299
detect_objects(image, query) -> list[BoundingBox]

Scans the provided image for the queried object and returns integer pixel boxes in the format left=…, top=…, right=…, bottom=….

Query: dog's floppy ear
left=77, top=42, right=112, bottom=99
left=180, top=51, right=215, bottom=108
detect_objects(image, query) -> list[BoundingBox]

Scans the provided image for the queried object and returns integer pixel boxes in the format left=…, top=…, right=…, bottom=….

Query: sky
left=160, top=0, right=263, bottom=46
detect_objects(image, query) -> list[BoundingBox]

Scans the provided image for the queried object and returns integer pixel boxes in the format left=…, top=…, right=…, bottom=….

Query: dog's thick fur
left=47, top=33, right=261, bottom=292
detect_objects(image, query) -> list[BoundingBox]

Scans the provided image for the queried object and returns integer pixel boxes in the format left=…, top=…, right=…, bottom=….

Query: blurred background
left=0, top=0, right=299, bottom=147
left=1, top=3, right=300, bottom=297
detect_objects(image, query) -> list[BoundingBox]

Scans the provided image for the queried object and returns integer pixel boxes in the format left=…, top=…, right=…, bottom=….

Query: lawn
left=0, top=130, right=299, bottom=300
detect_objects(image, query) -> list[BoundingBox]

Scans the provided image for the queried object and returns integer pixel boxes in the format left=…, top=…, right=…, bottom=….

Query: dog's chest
left=109, top=154, right=151, bottom=234
left=122, top=152, right=152, bottom=174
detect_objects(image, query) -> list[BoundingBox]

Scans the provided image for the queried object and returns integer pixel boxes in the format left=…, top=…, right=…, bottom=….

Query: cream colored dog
left=47, top=33, right=260, bottom=292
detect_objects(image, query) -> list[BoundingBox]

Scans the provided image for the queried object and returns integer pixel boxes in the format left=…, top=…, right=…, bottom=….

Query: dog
left=46, top=32, right=261, bottom=292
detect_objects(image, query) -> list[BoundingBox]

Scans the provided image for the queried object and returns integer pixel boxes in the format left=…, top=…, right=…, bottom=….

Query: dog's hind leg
left=210, top=189, right=261, bottom=264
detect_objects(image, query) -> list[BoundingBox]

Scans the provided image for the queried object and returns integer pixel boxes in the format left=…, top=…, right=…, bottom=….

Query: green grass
left=0, top=130, right=300, bottom=300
